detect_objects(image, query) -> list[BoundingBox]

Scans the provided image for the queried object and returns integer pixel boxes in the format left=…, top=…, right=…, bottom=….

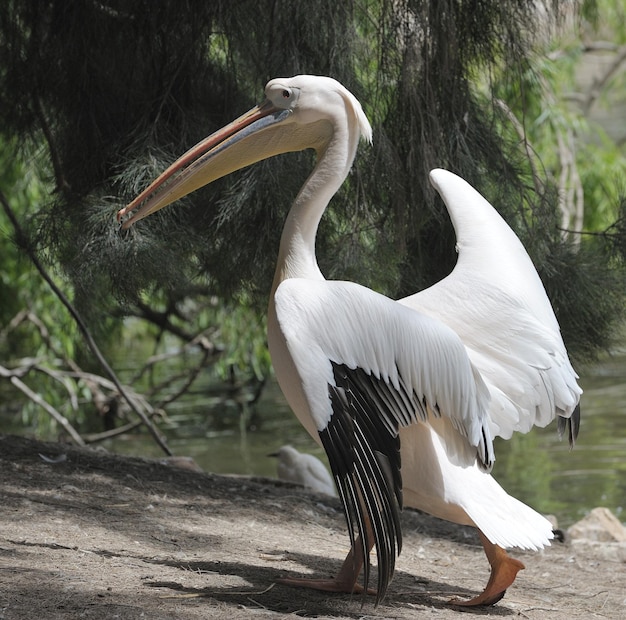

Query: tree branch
left=0, top=189, right=172, bottom=456
left=582, top=44, right=626, bottom=115
left=156, top=335, right=215, bottom=409
left=0, top=363, right=85, bottom=446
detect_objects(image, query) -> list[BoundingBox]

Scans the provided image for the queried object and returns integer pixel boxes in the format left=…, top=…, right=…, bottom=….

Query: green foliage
left=1, top=0, right=563, bottom=301
left=540, top=234, right=625, bottom=362
left=474, top=0, right=626, bottom=361
left=579, top=132, right=626, bottom=231
left=0, top=141, right=72, bottom=348
left=0, top=138, right=85, bottom=435
left=209, top=297, right=271, bottom=381
left=1, top=0, right=625, bottom=442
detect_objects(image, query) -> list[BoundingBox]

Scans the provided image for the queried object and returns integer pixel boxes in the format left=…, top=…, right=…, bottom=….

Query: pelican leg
left=452, top=531, right=525, bottom=606
left=277, top=532, right=376, bottom=595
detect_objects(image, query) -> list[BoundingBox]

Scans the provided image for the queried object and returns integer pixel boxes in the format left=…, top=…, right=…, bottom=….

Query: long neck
left=271, top=121, right=358, bottom=293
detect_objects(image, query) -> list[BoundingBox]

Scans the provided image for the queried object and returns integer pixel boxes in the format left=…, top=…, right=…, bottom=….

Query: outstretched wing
left=401, top=169, right=582, bottom=443
left=274, top=277, right=492, bottom=601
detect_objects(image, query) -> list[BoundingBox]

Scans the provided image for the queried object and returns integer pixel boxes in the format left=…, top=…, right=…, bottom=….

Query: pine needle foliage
left=0, top=0, right=623, bottom=363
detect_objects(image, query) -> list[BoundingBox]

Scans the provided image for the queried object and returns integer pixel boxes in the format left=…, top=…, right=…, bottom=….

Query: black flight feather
left=557, top=403, right=581, bottom=448
left=319, top=361, right=408, bottom=604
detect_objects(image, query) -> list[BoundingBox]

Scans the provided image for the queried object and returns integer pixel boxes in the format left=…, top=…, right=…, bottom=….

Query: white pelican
left=117, top=75, right=581, bottom=606
left=270, top=445, right=337, bottom=496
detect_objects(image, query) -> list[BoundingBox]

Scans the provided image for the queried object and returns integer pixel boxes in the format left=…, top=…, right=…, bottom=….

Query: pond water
left=107, top=344, right=626, bottom=529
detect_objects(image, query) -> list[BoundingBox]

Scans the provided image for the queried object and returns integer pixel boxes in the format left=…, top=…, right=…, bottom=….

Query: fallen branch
left=82, top=419, right=144, bottom=443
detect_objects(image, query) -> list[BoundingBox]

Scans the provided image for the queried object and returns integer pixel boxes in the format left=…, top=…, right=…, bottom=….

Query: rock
left=157, top=456, right=204, bottom=473
left=545, top=514, right=559, bottom=529
left=568, top=507, right=626, bottom=543
left=570, top=539, right=626, bottom=562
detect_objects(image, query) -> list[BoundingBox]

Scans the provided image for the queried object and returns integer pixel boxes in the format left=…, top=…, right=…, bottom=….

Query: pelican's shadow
left=144, top=553, right=518, bottom=617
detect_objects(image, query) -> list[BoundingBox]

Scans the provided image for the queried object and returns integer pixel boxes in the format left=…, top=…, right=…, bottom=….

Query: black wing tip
left=557, top=403, right=581, bottom=448
left=477, top=426, right=495, bottom=473
left=322, top=369, right=404, bottom=605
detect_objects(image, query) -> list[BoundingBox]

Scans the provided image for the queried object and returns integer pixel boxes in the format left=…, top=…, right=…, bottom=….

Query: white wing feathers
left=274, top=277, right=493, bottom=469
left=401, top=169, right=582, bottom=440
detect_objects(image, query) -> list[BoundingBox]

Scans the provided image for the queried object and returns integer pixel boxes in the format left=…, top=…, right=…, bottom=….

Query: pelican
left=269, top=445, right=337, bottom=496
left=117, top=75, right=581, bottom=606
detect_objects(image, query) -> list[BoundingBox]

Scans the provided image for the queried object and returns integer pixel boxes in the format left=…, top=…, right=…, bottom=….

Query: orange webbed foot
left=450, top=534, right=525, bottom=607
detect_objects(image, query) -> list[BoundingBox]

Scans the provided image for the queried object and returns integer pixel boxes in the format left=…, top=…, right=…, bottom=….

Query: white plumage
left=274, top=278, right=493, bottom=469
left=401, top=170, right=581, bottom=439
left=118, top=74, right=581, bottom=607
left=270, top=445, right=336, bottom=496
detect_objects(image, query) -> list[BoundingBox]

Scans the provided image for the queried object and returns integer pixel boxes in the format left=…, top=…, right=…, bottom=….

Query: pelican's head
left=117, top=75, right=372, bottom=228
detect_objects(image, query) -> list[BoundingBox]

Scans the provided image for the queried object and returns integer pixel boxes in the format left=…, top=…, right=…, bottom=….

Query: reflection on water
left=108, top=347, right=626, bottom=529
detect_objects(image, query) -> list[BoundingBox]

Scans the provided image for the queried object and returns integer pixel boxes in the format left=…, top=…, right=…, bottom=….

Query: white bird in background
left=270, top=445, right=337, bottom=496
left=118, top=75, right=582, bottom=607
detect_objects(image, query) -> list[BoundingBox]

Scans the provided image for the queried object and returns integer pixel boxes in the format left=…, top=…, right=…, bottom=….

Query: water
left=107, top=345, right=626, bottom=529
left=108, top=379, right=326, bottom=479
left=492, top=346, right=626, bottom=527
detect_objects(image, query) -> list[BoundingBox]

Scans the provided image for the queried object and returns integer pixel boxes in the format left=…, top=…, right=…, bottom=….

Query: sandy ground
left=0, top=434, right=624, bottom=619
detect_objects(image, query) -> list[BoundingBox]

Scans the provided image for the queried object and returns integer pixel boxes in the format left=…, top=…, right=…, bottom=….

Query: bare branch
left=554, top=122, right=583, bottom=239
left=132, top=300, right=198, bottom=342
left=581, top=41, right=619, bottom=53
left=0, top=309, right=30, bottom=343
left=82, top=419, right=145, bottom=443
left=0, top=188, right=172, bottom=456
left=0, top=363, right=85, bottom=446
left=582, top=44, right=626, bottom=115
left=156, top=337, right=215, bottom=409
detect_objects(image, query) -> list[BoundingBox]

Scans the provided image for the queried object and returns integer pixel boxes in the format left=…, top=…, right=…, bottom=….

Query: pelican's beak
left=118, top=100, right=298, bottom=228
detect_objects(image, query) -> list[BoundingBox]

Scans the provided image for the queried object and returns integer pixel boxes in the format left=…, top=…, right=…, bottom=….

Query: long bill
left=117, top=100, right=296, bottom=229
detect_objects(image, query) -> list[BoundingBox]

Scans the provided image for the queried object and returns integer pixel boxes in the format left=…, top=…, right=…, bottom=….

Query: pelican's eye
left=265, top=82, right=299, bottom=109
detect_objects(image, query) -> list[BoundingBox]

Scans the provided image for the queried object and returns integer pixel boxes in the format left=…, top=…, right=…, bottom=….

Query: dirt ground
left=0, top=434, right=624, bottom=619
